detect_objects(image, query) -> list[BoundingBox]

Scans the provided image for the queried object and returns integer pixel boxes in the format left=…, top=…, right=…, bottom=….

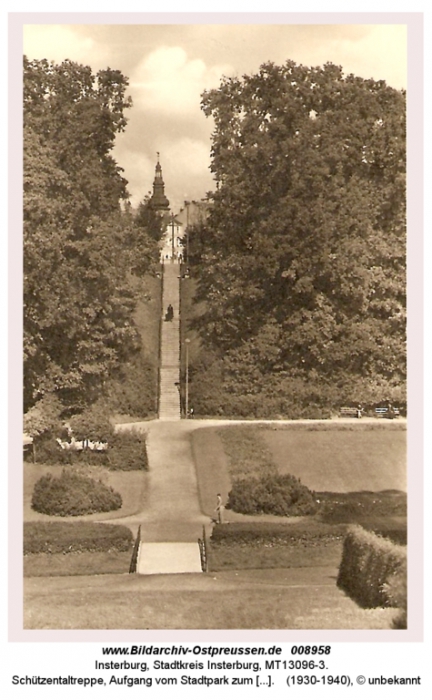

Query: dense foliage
left=107, top=354, right=158, bottom=417
left=189, top=61, right=406, bottom=414
left=31, top=469, right=122, bottom=516
left=24, top=522, right=133, bottom=554
left=23, top=57, right=158, bottom=413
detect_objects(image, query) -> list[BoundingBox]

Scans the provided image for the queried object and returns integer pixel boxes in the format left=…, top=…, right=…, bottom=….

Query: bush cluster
left=337, top=525, right=407, bottom=608
left=24, top=522, right=133, bottom=554
left=108, top=430, right=149, bottom=471
left=31, top=469, right=122, bottom=516
left=210, top=521, right=346, bottom=547
left=226, top=474, right=318, bottom=516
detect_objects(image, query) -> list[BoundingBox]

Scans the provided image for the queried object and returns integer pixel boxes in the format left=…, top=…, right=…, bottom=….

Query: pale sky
left=23, top=23, right=407, bottom=212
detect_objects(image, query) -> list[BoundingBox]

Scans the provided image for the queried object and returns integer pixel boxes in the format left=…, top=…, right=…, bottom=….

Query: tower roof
left=149, top=154, right=170, bottom=212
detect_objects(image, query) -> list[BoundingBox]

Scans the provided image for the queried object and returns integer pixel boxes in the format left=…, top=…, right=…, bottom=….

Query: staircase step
left=137, top=543, right=202, bottom=575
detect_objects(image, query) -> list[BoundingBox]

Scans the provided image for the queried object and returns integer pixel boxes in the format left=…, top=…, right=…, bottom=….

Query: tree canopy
left=190, top=61, right=406, bottom=410
left=24, top=58, right=158, bottom=413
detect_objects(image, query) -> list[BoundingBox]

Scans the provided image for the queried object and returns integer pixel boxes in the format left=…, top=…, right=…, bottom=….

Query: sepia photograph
left=20, top=19, right=410, bottom=633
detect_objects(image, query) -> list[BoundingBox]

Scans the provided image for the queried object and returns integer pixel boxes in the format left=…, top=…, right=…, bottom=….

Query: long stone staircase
left=158, top=261, right=181, bottom=420
left=133, top=260, right=204, bottom=574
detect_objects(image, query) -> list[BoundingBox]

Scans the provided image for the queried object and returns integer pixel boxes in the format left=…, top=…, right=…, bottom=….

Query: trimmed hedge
left=352, top=518, right=407, bottom=546
left=384, top=565, right=408, bottom=629
left=31, top=469, right=122, bottom=516
left=24, top=522, right=133, bottom=554
left=227, top=474, right=318, bottom=516
left=211, top=521, right=346, bottom=547
left=337, top=525, right=407, bottom=608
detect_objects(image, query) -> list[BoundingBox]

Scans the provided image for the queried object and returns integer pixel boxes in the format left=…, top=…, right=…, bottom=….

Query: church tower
left=149, top=153, right=170, bottom=214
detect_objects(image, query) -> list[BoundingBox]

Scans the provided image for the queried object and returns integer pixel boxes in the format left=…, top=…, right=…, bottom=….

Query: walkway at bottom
left=131, top=420, right=208, bottom=573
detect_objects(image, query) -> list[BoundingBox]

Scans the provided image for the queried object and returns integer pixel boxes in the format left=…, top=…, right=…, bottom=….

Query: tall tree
left=193, top=61, right=405, bottom=399
left=24, top=58, right=158, bottom=412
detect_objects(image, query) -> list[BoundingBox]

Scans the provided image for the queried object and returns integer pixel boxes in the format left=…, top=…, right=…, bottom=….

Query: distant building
left=146, top=155, right=211, bottom=262
left=176, top=199, right=211, bottom=229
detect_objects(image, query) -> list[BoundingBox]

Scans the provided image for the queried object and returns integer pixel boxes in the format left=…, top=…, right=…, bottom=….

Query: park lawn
left=259, top=424, right=406, bottom=492
left=24, top=462, right=148, bottom=522
left=24, top=551, right=132, bottom=578
left=108, top=272, right=161, bottom=423
left=23, top=569, right=399, bottom=630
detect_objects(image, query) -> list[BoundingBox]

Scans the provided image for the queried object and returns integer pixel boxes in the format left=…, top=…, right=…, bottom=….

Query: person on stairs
left=165, top=304, right=174, bottom=321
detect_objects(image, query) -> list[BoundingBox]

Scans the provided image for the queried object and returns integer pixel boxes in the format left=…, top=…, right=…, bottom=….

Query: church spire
left=149, top=153, right=170, bottom=212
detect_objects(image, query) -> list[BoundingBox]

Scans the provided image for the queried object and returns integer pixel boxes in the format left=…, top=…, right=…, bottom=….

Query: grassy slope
left=179, top=273, right=204, bottom=378
left=109, top=272, right=162, bottom=422
left=24, top=462, right=148, bottom=522
left=132, top=272, right=162, bottom=363
left=23, top=569, right=398, bottom=630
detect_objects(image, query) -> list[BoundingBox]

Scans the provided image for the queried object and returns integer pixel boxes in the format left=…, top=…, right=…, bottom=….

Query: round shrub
left=226, top=474, right=318, bottom=516
left=31, top=469, right=122, bottom=516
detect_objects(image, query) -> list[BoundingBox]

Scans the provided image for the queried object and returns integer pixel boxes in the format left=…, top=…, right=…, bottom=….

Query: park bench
left=375, top=406, right=400, bottom=419
left=340, top=406, right=362, bottom=418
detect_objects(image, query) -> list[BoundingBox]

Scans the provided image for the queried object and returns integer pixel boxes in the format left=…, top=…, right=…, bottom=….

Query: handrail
left=129, top=525, right=141, bottom=573
left=198, top=525, right=209, bottom=572
left=157, top=262, right=163, bottom=417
